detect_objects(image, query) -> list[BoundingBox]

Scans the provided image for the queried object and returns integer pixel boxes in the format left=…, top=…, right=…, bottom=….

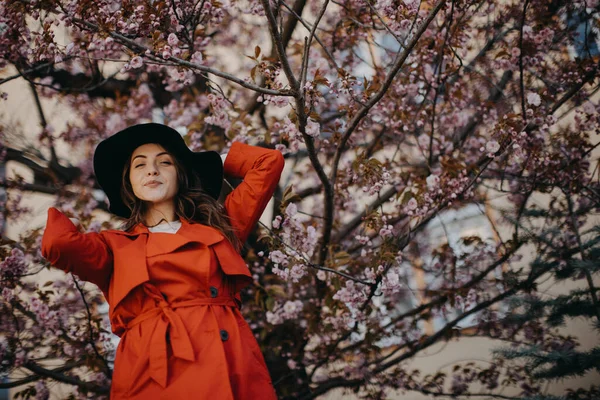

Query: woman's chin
left=140, top=194, right=173, bottom=204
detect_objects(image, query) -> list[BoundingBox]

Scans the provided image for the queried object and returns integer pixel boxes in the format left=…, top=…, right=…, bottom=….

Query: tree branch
left=72, top=19, right=293, bottom=97
left=259, top=0, right=300, bottom=91
left=0, top=361, right=83, bottom=389
left=323, top=0, right=447, bottom=263
left=518, top=0, right=530, bottom=122
left=23, top=360, right=110, bottom=394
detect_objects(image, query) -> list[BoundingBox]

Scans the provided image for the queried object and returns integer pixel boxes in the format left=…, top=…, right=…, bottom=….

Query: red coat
left=42, top=142, right=284, bottom=399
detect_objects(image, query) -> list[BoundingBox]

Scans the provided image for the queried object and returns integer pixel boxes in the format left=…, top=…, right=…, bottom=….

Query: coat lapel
left=105, top=219, right=253, bottom=317
left=146, top=219, right=225, bottom=257
left=107, top=230, right=150, bottom=311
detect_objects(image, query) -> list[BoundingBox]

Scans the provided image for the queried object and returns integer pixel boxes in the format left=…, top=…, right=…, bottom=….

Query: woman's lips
left=144, top=181, right=162, bottom=187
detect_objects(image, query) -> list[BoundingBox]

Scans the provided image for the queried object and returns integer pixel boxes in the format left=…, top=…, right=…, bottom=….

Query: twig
left=565, top=193, right=600, bottom=322
left=280, top=0, right=338, bottom=69
left=222, top=178, right=373, bottom=285
left=23, top=360, right=110, bottom=394
left=518, top=0, right=530, bottom=122
left=0, top=361, right=84, bottom=389
left=72, top=277, right=113, bottom=378
left=365, top=0, right=404, bottom=46
left=0, top=58, right=73, bottom=86
left=72, top=18, right=293, bottom=97
left=428, top=0, right=456, bottom=168
left=259, top=0, right=300, bottom=91
left=327, top=0, right=447, bottom=259
left=300, top=0, right=330, bottom=91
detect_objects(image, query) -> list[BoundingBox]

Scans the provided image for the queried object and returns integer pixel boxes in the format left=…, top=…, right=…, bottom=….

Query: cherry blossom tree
left=1, top=0, right=600, bottom=398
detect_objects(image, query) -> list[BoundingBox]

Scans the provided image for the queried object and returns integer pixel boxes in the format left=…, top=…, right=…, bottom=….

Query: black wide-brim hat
left=93, top=123, right=223, bottom=218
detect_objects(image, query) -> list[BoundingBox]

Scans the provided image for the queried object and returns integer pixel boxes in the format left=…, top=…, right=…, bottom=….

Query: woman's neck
left=144, top=202, right=178, bottom=227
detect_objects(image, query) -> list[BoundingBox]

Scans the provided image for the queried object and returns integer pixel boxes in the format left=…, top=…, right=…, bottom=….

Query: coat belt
left=123, top=283, right=237, bottom=389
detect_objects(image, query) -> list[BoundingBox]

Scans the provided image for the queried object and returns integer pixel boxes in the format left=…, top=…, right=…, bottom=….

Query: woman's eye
left=134, top=164, right=145, bottom=168
left=160, top=161, right=173, bottom=165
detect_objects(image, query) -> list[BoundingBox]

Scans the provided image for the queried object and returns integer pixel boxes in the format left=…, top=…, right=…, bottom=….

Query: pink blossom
left=583, top=101, right=595, bottom=115
left=403, top=0, right=419, bottom=11
left=485, top=140, right=500, bottom=154
left=266, top=300, right=304, bottom=325
left=167, top=33, right=179, bottom=47
left=381, top=269, right=401, bottom=295
left=2, top=287, right=14, bottom=302
left=283, top=300, right=300, bottom=314
left=261, top=95, right=289, bottom=108
left=333, top=280, right=368, bottom=310
left=302, top=225, right=319, bottom=256
left=14, top=349, right=27, bottom=367
left=406, top=197, right=418, bottom=211
left=65, top=42, right=75, bottom=55
left=417, top=134, right=430, bottom=148
left=105, top=113, right=127, bottom=135
left=34, top=381, right=49, bottom=400
left=248, top=0, right=265, bottom=15
left=191, top=51, right=203, bottom=64
left=285, top=203, right=298, bottom=217
left=355, top=234, right=370, bottom=245
left=275, top=144, right=289, bottom=154
left=305, top=118, right=320, bottom=137
left=380, top=225, right=394, bottom=238
left=426, top=174, right=440, bottom=189
left=269, top=250, right=288, bottom=265
left=527, top=92, right=541, bottom=107
left=204, top=93, right=231, bottom=129
left=265, top=310, right=283, bottom=325
left=272, top=215, right=282, bottom=229
left=130, top=56, right=143, bottom=69
left=282, top=117, right=299, bottom=139
left=271, top=265, right=290, bottom=280
left=289, top=262, right=308, bottom=282
left=0, top=248, right=28, bottom=280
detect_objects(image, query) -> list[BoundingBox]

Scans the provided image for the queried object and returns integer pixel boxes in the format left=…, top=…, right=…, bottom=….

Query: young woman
left=41, top=123, right=284, bottom=399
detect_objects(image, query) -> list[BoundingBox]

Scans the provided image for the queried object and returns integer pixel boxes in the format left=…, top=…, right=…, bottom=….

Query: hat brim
left=93, top=123, right=223, bottom=218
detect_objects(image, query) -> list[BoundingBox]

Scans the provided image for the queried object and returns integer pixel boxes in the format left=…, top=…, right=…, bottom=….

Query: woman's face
left=129, top=143, right=178, bottom=205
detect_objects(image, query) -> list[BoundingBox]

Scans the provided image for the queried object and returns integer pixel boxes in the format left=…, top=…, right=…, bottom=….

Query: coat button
left=210, top=286, right=218, bottom=298
left=220, top=329, right=229, bottom=341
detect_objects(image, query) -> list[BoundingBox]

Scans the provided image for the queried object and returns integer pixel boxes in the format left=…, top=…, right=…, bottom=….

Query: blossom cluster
left=0, top=248, right=28, bottom=281
left=204, top=93, right=232, bottom=130
left=267, top=203, right=319, bottom=282
left=1, top=0, right=599, bottom=397
left=265, top=300, right=304, bottom=325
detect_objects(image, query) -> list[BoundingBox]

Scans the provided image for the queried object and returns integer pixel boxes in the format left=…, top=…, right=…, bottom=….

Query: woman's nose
left=146, top=168, right=159, bottom=176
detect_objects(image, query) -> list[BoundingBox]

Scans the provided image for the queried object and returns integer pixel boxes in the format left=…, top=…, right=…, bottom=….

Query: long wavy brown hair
left=119, top=146, right=241, bottom=251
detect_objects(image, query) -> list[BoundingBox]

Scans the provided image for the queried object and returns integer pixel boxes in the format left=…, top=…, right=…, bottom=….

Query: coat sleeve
left=41, top=207, right=113, bottom=292
left=223, top=142, right=285, bottom=243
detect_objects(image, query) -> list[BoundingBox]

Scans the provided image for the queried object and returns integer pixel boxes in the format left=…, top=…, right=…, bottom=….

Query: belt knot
left=122, top=283, right=237, bottom=390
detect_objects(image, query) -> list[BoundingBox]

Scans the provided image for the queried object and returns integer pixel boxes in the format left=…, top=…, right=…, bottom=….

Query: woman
left=41, top=123, right=284, bottom=399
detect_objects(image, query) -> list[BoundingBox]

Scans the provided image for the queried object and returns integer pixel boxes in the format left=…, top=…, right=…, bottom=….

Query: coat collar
left=108, top=218, right=224, bottom=246
left=107, top=218, right=228, bottom=315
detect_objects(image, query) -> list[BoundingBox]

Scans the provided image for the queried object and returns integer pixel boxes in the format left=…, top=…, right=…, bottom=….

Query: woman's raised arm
left=223, top=142, right=285, bottom=244
left=41, top=207, right=113, bottom=293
